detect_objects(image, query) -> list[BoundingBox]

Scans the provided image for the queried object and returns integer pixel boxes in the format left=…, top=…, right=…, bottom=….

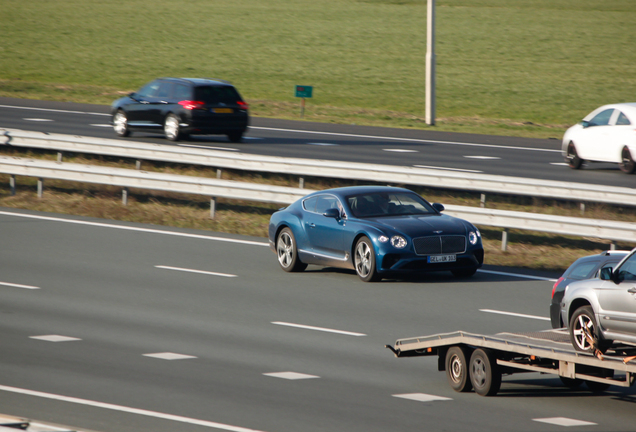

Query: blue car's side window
left=303, top=197, right=318, bottom=212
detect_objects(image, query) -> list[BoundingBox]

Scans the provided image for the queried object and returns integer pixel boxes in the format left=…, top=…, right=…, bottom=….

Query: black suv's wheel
left=113, top=110, right=130, bottom=137
left=227, top=132, right=243, bottom=143
left=164, top=114, right=182, bottom=141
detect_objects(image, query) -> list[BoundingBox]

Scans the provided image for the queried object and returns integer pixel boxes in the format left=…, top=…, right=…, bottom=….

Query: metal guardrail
left=3, top=128, right=636, bottom=207
left=1, top=156, right=635, bottom=247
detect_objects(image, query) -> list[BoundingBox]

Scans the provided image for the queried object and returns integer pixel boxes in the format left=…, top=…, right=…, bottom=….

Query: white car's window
left=588, top=109, right=614, bottom=126
left=616, top=111, right=631, bottom=126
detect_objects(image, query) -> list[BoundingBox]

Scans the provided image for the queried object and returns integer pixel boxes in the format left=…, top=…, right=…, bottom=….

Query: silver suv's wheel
left=569, top=305, right=610, bottom=353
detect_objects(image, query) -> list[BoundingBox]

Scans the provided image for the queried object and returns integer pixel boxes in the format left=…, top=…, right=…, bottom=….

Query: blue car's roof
left=305, top=186, right=414, bottom=199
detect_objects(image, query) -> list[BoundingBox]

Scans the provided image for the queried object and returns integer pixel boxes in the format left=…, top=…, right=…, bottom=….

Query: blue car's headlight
left=391, top=235, right=407, bottom=249
left=468, top=230, right=481, bottom=245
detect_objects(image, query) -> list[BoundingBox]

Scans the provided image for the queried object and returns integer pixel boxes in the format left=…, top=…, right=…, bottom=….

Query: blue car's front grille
left=413, top=235, right=466, bottom=255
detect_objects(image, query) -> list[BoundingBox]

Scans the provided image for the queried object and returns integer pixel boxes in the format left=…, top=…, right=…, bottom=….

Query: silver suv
left=561, top=247, right=636, bottom=353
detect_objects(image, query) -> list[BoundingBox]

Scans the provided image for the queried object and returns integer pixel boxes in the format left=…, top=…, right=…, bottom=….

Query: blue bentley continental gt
left=268, top=186, right=484, bottom=282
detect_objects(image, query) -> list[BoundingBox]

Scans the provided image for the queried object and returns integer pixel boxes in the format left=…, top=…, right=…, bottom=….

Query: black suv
left=111, top=78, right=249, bottom=142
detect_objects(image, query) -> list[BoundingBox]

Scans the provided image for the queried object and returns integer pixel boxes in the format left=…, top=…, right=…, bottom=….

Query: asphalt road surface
left=1, top=97, right=634, bottom=189
left=1, top=208, right=635, bottom=432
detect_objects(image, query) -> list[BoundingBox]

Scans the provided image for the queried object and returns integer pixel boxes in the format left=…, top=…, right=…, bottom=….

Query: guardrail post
left=501, top=228, right=509, bottom=252
left=610, top=242, right=616, bottom=251
left=10, top=175, right=16, bottom=196
left=57, top=152, right=63, bottom=163
left=217, top=169, right=222, bottom=179
left=210, top=197, right=217, bottom=218
left=299, top=177, right=305, bottom=189
left=480, top=194, right=487, bottom=208
left=37, top=178, right=43, bottom=198
left=580, top=203, right=585, bottom=215
left=136, top=160, right=142, bottom=170
left=122, top=187, right=128, bottom=206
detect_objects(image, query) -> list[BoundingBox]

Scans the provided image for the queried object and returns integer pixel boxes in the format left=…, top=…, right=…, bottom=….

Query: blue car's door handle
left=628, top=287, right=636, bottom=294
left=307, top=223, right=316, bottom=228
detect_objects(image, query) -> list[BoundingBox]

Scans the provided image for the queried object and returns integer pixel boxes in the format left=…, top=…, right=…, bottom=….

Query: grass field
left=1, top=0, right=635, bottom=137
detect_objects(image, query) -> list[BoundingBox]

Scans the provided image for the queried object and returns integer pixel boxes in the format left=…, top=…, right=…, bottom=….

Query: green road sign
left=295, top=85, right=313, bottom=98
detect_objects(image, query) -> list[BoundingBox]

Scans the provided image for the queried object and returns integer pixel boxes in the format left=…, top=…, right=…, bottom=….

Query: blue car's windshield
left=347, top=192, right=436, bottom=218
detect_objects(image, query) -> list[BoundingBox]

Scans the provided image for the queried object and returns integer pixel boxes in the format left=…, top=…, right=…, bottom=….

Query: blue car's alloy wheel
left=354, top=237, right=380, bottom=282
left=276, top=228, right=307, bottom=272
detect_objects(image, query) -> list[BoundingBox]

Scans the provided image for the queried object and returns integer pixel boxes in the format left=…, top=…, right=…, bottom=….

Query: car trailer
left=386, top=329, right=636, bottom=396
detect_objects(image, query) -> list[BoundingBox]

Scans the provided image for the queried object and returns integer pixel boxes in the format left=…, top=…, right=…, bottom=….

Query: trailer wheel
left=469, top=349, right=502, bottom=396
left=559, top=377, right=583, bottom=389
left=585, top=369, right=613, bottom=393
left=445, top=346, right=473, bottom=392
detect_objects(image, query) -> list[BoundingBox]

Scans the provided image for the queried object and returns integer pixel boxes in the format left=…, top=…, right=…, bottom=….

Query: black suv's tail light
left=178, top=100, right=205, bottom=110
left=237, top=101, right=249, bottom=110
left=552, top=277, right=564, bottom=299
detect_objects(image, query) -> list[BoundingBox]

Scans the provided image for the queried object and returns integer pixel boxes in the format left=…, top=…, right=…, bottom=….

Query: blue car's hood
left=363, top=214, right=469, bottom=238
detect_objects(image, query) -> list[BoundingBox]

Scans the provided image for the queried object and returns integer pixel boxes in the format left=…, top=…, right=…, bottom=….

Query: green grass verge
left=1, top=0, right=635, bottom=138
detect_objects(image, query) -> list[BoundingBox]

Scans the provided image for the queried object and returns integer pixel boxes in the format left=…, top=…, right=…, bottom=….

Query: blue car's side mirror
left=323, top=208, right=340, bottom=219
left=432, top=203, right=445, bottom=212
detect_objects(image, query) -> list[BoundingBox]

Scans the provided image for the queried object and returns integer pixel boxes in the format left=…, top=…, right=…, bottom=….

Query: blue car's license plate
left=428, top=254, right=456, bottom=263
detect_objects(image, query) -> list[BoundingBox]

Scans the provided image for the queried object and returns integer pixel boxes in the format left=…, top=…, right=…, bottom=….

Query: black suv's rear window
left=195, top=86, right=242, bottom=104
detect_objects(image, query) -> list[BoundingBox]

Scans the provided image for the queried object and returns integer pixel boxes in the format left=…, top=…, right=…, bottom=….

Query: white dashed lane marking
left=0, top=281, right=40, bottom=289
left=478, top=269, right=557, bottom=281
left=272, top=321, right=366, bottom=337
left=155, top=265, right=237, bottom=278
left=30, top=335, right=81, bottom=342
left=383, top=148, right=418, bottom=153
left=90, top=124, right=112, bottom=127
left=143, top=352, right=197, bottom=360
left=533, top=417, right=597, bottom=427
left=263, top=372, right=319, bottom=380
left=23, top=118, right=53, bottom=122
left=392, top=393, right=452, bottom=402
left=464, top=155, right=501, bottom=160
left=308, top=142, right=339, bottom=146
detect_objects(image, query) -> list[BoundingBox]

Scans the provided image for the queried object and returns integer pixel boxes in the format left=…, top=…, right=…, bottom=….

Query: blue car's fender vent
left=413, top=235, right=466, bottom=255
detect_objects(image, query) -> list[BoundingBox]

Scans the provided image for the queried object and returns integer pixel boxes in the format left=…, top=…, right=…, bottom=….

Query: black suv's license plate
left=428, top=254, right=456, bottom=263
left=213, top=108, right=233, bottom=113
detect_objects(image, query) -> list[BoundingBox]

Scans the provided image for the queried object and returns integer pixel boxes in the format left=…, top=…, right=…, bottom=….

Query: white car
left=562, top=103, right=636, bottom=173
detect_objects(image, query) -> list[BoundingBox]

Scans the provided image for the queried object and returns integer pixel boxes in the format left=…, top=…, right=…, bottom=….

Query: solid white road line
left=478, top=269, right=557, bottom=282
left=0, top=385, right=267, bottom=432
left=0, top=211, right=269, bottom=247
left=0, top=104, right=560, bottom=153
left=272, top=321, right=366, bottom=336
left=251, top=126, right=561, bottom=153
left=0, top=281, right=40, bottom=290
left=480, top=309, right=550, bottom=321
left=177, top=143, right=240, bottom=151
left=155, top=265, right=237, bottom=278
left=412, top=164, right=483, bottom=173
